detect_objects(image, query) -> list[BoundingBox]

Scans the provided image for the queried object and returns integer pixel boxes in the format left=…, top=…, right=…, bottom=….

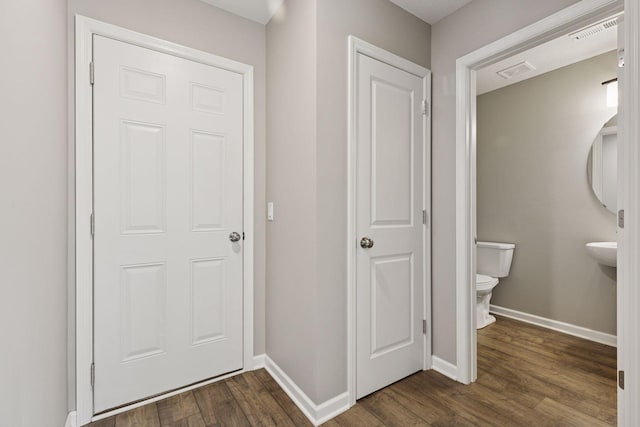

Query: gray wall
left=430, top=0, right=579, bottom=364
left=315, top=0, right=431, bottom=403
left=266, top=0, right=319, bottom=403
left=0, top=1, right=68, bottom=426
left=477, top=51, right=618, bottom=334
left=266, top=0, right=431, bottom=404
left=68, top=0, right=267, bottom=410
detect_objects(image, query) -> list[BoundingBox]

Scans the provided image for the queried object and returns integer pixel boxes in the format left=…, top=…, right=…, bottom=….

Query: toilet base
left=477, top=313, right=496, bottom=329
left=476, top=290, right=496, bottom=329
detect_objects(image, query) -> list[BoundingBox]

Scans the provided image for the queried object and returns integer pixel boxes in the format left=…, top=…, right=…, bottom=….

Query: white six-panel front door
left=93, top=35, right=244, bottom=412
left=356, top=53, right=425, bottom=399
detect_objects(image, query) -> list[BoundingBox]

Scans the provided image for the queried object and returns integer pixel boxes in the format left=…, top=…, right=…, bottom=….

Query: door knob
left=229, top=232, right=242, bottom=242
left=360, top=237, right=374, bottom=249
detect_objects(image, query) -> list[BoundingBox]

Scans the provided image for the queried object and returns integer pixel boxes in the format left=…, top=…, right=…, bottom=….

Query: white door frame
left=73, top=15, right=255, bottom=426
left=455, top=0, right=640, bottom=423
left=347, top=35, right=432, bottom=406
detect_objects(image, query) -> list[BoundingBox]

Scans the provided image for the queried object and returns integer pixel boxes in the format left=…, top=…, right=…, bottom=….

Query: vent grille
left=569, top=17, right=619, bottom=40
left=496, top=61, right=536, bottom=80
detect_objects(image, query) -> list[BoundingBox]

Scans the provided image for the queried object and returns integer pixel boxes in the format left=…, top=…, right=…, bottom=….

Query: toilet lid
left=476, top=274, right=498, bottom=291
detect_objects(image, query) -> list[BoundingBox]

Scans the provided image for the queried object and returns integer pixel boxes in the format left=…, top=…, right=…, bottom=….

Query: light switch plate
left=267, top=202, right=274, bottom=221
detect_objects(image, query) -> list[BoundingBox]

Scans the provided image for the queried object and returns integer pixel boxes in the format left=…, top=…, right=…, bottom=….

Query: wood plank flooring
left=87, top=316, right=616, bottom=426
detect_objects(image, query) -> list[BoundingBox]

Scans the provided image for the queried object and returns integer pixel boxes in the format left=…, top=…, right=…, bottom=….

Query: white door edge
left=347, top=35, right=432, bottom=407
left=73, top=15, right=255, bottom=426
left=453, top=1, right=638, bottom=425
left=618, top=1, right=640, bottom=425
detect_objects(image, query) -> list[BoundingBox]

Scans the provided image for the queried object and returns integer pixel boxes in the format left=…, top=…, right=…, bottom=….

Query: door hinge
left=422, top=319, right=427, bottom=335
left=90, top=363, right=95, bottom=390
left=619, top=370, right=625, bottom=390
left=90, top=62, right=95, bottom=85
left=421, top=100, right=430, bottom=116
left=619, top=209, right=625, bottom=228
left=423, top=210, right=427, bottom=225
left=90, top=212, right=95, bottom=238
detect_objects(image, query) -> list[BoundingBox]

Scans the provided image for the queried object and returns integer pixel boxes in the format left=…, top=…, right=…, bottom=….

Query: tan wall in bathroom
left=477, top=51, right=618, bottom=335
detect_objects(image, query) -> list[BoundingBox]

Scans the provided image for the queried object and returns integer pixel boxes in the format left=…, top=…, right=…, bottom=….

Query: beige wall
left=68, top=0, right=267, bottom=409
left=477, top=51, right=618, bottom=334
left=266, top=0, right=431, bottom=405
left=0, top=1, right=68, bottom=426
left=430, top=0, right=580, bottom=364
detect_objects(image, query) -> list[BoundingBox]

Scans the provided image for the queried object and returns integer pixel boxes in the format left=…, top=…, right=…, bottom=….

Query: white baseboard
left=431, top=356, right=458, bottom=381
left=490, top=305, right=617, bottom=347
left=264, top=355, right=350, bottom=426
left=252, top=354, right=266, bottom=370
left=65, top=411, right=77, bottom=427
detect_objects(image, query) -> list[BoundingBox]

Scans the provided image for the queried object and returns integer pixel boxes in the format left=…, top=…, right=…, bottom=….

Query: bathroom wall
left=267, top=0, right=431, bottom=405
left=68, top=0, right=267, bottom=411
left=0, top=1, right=68, bottom=426
left=477, top=51, right=618, bottom=334
left=430, top=0, right=580, bottom=364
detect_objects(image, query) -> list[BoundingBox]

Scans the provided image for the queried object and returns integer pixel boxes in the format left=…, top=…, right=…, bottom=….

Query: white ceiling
left=387, top=0, right=473, bottom=24
left=199, top=0, right=285, bottom=24
left=199, top=0, right=472, bottom=25
left=477, top=23, right=618, bottom=95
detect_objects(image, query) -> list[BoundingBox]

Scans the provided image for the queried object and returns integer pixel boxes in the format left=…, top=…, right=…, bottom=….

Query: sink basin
left=586, top=242, right=617, bottom=268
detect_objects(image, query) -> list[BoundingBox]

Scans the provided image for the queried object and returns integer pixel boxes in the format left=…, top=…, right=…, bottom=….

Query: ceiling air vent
left=496, top=61, right=536, bottom=80
left=569, top=17, right=619, bottom=40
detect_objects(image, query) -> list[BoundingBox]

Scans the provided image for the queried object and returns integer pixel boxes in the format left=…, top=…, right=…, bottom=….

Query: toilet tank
left=477, top=241, right=515, bottom=278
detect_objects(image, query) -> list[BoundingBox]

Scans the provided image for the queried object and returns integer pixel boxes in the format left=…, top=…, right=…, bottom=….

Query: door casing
left=73, top=15, right=255, bottom=426
left=347, top=35, right=432, bottom=406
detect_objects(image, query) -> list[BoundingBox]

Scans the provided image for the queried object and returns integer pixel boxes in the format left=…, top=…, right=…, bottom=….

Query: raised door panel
left=371, top=80, right=413, bottom=227
left=191, top=258, right=226, bottom=345
left=120, top=67, right=166, bottom=104
left=120, top=263, right=167, bottom=362
left=120, top=121, right=166, bottom=235
left=191, top=131, right=226, bottom=232
left=370, top=254, right=414, bottom=357
left=191, top=82, right=225, bottom=115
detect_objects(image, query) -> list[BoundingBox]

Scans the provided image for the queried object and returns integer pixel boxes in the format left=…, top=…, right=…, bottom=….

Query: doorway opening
left=455, top=0, right=624, bottom=383
left=453, top=0, right=640, bottom=423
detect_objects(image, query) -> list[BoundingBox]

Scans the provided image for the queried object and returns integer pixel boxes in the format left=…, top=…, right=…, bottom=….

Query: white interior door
left=93, top=35, right=244, bottom=412
left=356, top=53, right=426, bottom=398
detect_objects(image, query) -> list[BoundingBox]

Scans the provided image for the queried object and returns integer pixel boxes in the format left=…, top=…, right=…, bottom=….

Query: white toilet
left=476, top=241, right=515, bottom=329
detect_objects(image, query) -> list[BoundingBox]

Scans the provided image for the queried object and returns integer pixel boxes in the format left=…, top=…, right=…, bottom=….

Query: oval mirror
left=587, top=114, right=617, bottom=214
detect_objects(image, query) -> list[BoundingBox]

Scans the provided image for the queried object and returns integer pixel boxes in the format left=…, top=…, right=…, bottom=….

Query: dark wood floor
left=87, top=316, right=617, bottom=426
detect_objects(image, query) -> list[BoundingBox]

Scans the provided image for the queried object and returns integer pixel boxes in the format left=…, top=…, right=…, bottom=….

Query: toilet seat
left=476, top=274, right=499, bottom=291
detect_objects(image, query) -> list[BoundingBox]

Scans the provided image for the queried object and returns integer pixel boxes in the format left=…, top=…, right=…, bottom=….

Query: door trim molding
left=73, top=15, right=255, bottom=426
left=346, top=35, right=432, bottom=406
left=454, top=0, right=624, bottom=386
left=431, top=356, right=458, bottom=381
left=619, top=1, right=640, bottom=424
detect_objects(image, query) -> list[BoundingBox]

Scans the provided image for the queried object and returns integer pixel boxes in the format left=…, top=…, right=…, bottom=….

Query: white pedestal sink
left=586, top=242, right=617, bottom=268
